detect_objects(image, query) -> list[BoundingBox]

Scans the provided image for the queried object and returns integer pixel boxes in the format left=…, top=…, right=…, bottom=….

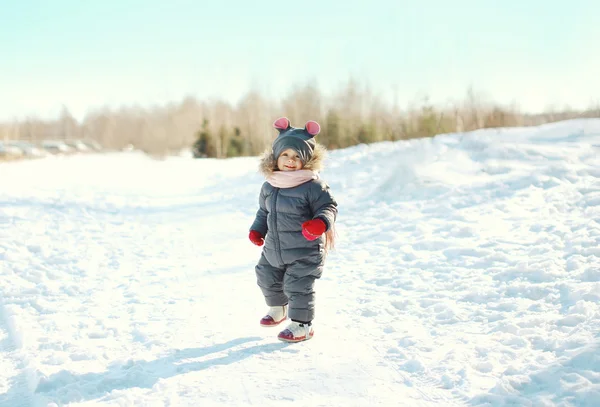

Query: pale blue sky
left=1, top=0, right=598, bottom=121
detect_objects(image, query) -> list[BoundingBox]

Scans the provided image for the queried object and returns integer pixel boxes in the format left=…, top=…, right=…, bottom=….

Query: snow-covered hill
left=1, top=119, right=599, bottom=407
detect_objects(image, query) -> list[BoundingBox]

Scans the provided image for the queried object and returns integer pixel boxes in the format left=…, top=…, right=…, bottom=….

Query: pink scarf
left=267, top=170, right=319, bottom=188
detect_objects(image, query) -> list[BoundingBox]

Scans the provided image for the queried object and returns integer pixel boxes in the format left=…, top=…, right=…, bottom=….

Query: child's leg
left=255, top=253, right=288, bottom=306
left=283, top=257, right=324, bottom=323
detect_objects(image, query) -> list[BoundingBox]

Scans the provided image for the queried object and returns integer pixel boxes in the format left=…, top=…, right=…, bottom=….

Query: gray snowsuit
left=250, top=144, right=337, bottom=322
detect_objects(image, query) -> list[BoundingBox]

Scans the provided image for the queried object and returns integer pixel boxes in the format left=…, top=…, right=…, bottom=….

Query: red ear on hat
left=273, top=117, right=291, bottom=130
left=305, top=120, right=320, bottom=136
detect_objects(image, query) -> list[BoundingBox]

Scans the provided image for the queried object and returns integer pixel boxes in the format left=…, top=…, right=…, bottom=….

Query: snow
left=1, top=118, right=599, bottom=407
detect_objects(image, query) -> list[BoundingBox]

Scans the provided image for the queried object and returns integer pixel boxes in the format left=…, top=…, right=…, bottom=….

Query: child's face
left=277, top=148, right=304, bottom=171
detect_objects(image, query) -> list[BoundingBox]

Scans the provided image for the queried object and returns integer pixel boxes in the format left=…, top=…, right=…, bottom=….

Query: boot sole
left=277, top=333, right=314, bottom=343
left=260, top=318, right=287, bottom=327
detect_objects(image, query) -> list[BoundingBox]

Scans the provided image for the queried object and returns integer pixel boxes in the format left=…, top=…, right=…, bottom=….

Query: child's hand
left=302, top=219, right=327, bottom=241
left=249, top=230, right=264, bottom=246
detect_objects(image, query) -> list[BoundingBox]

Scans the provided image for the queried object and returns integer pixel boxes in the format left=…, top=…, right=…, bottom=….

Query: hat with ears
left=271, top=117, right=320, bottom=164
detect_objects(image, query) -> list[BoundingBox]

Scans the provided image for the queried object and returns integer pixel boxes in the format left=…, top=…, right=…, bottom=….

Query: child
left=249, top=117, right=338, bottom=343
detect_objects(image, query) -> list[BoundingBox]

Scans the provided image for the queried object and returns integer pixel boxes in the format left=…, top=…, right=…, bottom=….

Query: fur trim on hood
left=258, top=143, right=327, bottom=177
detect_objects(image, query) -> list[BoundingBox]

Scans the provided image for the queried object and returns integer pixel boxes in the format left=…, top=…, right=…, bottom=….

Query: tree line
left=1, top=82, right=598, bottom=158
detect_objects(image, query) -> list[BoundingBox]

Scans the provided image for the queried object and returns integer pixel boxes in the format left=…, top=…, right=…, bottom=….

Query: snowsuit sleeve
left=309, top=181, right=338, bottom=231
left=250, top=183, right=268, bottom=236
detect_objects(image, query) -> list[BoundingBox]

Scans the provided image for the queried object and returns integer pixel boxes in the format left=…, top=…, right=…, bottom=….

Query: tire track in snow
left=0, top=291, right=35, bottom=407
left=407, top=370, right=470, bottom=406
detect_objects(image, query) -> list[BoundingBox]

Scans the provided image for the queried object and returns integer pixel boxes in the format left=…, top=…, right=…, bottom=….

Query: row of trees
left=2, top=82, right=599, bottom=158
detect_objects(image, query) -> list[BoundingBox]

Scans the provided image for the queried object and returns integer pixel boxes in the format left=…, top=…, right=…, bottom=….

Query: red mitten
left=302, top=218, right=327, bottom=241
left=249, top=230, right=264, bottom=246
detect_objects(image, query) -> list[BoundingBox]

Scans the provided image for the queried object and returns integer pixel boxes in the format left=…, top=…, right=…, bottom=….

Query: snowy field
left=1, top=119, right=599, bottom=407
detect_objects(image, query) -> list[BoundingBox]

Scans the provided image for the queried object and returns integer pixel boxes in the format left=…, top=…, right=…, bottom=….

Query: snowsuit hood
left=258, top=143, right=327, bottom=177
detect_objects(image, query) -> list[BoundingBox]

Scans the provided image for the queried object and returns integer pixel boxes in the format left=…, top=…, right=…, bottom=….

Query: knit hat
left=271, top=117, right=320, bottom=164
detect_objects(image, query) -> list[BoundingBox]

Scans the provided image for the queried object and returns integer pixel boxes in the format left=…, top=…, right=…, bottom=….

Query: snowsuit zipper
left=272, top=188, right=285, bottom=266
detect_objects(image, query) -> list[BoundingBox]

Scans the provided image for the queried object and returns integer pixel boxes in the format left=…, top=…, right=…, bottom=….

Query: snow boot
left=277, top=321, right=314, bottom=342
left=260, top=305, right=287, bottom=327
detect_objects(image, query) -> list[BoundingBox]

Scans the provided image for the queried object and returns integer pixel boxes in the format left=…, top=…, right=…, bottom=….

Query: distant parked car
left=0, top=142, right=23, bottom=157
left=6, top=141, right=45, bottom=157
left=42, top=140, right=72, bottom=154
left=64, top=140, right=91, bottom=152
left=82, top=140, right=102, bottom=151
